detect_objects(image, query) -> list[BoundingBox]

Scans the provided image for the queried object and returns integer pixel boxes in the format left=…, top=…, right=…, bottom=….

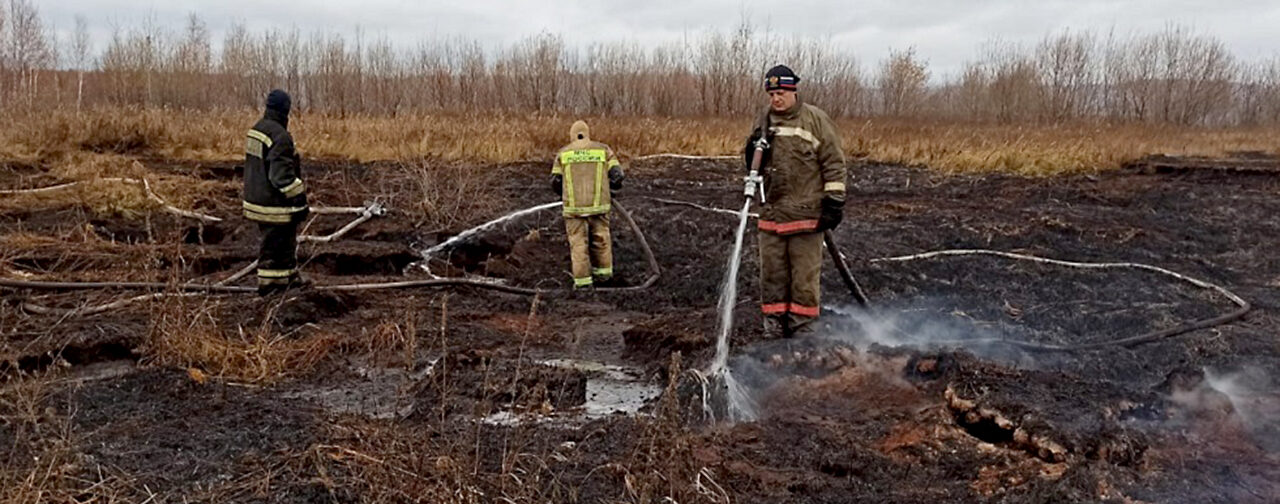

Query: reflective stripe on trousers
left=258, top=221, right=299, bottom=286
left=564, top=214, right=612, bottom=287
left=759, top=230, right=823, bottom=327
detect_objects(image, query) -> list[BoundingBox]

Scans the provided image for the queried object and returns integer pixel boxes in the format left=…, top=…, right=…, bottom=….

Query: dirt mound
left=6, top=158, right=1280, bottom=501
left=1125, top=152, right=1280, bottom=175
left=1, top=317, right=145, bottom=380
left=622, top=311, right=712, bottom=363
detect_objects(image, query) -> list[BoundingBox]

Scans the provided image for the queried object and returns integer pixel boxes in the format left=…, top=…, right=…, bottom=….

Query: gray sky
left=40, top=0, right=1280, bottom=77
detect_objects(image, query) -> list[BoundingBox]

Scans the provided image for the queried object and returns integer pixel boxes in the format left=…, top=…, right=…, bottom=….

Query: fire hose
left=2, top=200, right=661, bottom=315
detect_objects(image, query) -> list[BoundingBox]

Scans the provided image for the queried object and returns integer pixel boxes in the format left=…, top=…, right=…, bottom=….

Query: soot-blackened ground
left=1, top=156, right=1278, bottom=502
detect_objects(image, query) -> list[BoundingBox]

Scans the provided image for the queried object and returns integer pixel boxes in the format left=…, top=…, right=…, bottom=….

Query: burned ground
left=2, top=154, right=1278, bottom=502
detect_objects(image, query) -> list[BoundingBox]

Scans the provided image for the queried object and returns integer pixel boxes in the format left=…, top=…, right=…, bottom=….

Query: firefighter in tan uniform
left=746, top=65, right=847, bottom=338
left=551, top=121, right=625, bottom=289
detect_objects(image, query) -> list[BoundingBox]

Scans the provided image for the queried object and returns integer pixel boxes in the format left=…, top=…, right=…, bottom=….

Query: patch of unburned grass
left=1, top=154, right=229, bottom=218
left=144, top=294, right=336, bottom=384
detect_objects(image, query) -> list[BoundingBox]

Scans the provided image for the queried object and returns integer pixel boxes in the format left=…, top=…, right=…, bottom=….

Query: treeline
left=4, top=2, right=1280, bottom=125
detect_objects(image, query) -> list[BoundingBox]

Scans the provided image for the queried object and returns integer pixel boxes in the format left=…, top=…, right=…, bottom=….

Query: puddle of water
left=481, top=359, right=661, bottom=426
left=540, top=358, right=633, bottom=381
left=282, top=357, right=658, bottom=425
left=283, top=364, right=427, bottom=420
left=583, top=377, right=658, bottom=417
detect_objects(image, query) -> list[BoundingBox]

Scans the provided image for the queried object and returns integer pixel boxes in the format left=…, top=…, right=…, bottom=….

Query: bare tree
left=877, top=47, right=929, bottom=117
left=220, top=23, right=255, bottom=108
left=982, top=41, right=1041, bottom=123
left=167, top=13, right=211, bottom=108
left=955, top=62, right=991, bottom=120
left=0, top=8, right=1266, bottom=126
left=71, top=14, right=91, bottom=112
left=100, top=20, right=168, bottom=106
left=1238, top=58, right=1280, bottom=126
left=6, top=0, right=54, bottom=108
left=1036, top=30, right=1097, bottom=121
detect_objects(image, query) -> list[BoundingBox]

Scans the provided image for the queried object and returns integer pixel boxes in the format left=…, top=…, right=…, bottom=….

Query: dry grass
left=852, top=119, right=1280, bottom=175
left=3, top=108, right=1278, bottom=178
left=143, top=294, right=336, bottom=384
left=0, top=151, right=230, bottom=218
left=408, top=159, right=503, bottom=231
left=0, top=368, right=144, bottom=503
left=0, top=375, right=82, bottom=502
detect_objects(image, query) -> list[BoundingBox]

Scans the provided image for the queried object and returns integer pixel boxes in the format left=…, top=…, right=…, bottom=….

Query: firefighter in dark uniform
left=745, top=65, right=848, bottom=338
left=243, top=89, right=309, bottom=295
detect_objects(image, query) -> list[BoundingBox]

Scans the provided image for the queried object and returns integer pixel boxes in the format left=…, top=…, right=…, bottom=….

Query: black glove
left=550, top=174, right=563, bottom=196
left=743, top=128, right=772, bottom=172
left=608, top=167, right=624, bottom=191
left=818, top=196, right=845, bottom=231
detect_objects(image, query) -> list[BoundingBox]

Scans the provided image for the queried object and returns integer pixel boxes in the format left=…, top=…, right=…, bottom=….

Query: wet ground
left=2, top=154, right=1279, bottom=502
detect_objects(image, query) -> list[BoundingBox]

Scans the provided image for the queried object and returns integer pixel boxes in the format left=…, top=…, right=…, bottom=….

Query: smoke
left=1164, top=365, right=1280, bottom=454
left=1203, top=366, right=1280, bottom=453
left=716, top=301, right=998, bottom=417
left=710, top=299, right=1046, bottom=421
left=819, top=302, right=1046, bottom=369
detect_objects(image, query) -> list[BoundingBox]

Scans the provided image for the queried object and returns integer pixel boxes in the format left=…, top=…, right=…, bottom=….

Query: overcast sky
left=39, top=0, right=1280, bottom=77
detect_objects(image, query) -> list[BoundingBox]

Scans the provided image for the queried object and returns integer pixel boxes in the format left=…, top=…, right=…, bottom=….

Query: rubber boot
left=763, top=316, right=789, bottom=339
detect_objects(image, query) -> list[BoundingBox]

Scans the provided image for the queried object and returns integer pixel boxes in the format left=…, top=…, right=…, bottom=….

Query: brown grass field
left=3, top=108, right=1279, bottom=173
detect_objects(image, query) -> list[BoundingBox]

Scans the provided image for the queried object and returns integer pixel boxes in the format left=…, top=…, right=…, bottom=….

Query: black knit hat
left=764, top=65, right=799, bottom=91
left=265, top=89, right=292, bottom=115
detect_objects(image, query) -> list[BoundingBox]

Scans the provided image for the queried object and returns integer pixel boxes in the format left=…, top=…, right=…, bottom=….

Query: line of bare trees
left=3, top=4, right=1279, bottom=126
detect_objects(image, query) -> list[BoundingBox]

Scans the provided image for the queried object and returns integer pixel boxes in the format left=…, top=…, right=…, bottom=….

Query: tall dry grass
left=144, top=293, right=336, bottom=384
left=4, top=108, right=1277, bottom=176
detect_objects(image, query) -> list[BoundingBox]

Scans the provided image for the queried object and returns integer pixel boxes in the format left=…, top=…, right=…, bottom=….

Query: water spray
left=698, top=135, right=770, bottom=423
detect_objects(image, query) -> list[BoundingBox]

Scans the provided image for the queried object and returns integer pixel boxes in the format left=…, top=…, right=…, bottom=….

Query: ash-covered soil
left=2, top=154, right=1278, bottom=502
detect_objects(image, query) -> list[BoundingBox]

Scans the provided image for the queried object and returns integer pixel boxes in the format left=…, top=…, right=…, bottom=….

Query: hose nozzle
left=743, top=171, right=764, bottom=199
left=743, top=136, right=769, bottom=202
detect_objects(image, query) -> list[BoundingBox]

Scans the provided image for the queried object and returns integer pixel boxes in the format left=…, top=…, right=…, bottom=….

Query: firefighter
left=745, top=65, right=847, bottom=338
left=243, top=89, right=309, bottom=296
left=550, top=120, right=624, bottom=289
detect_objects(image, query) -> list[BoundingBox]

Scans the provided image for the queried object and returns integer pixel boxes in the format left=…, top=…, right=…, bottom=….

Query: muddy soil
left=2, top=154, right=1279, bottom=502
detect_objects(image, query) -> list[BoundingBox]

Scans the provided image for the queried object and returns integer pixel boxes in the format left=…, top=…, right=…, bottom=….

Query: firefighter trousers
left=759, top=230, right=823, bottom=331
left=257, top=221, right=300, bottom=293
left=564, top=214, right=612, bottom=288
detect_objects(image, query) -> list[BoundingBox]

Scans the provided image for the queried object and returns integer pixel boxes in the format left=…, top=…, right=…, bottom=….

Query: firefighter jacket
left=751, top=99, right=847, bottom=235
left=243, top=111, right=308, bottom=224
left=552, top=122, right=622, bottom=217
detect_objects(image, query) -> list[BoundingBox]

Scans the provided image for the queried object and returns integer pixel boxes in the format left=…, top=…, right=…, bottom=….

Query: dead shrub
left=409, top=160, right=500, bottom=231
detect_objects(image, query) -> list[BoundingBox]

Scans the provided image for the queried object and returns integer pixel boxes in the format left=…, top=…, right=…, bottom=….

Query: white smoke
left=819, top=303, right=1043, bottom=369
left=1203, top=366, right=1280, bottom=453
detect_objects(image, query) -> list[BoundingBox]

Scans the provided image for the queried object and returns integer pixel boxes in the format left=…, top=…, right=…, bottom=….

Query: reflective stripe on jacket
left=552, top=140, right=621, bottom=217
left=243, top=112, right=309, bottom=223
left=752, top=100, right=846, bottom=235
